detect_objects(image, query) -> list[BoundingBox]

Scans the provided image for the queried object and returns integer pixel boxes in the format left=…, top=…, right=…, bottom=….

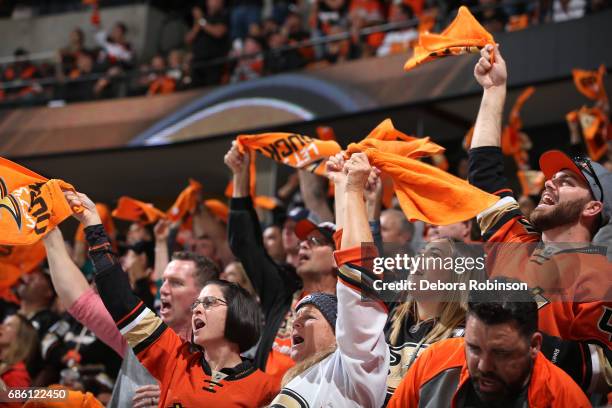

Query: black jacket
left=228, top=197, right=301, bottom=370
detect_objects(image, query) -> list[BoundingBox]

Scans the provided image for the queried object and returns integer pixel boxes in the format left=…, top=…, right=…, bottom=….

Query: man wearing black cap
left=468, top=44, right=611, bottom=398
left=225, top=143, right=337, bottom=385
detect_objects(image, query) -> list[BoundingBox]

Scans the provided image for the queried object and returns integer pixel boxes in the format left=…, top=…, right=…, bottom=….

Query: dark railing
left=0, top=0, right=594, bottom=109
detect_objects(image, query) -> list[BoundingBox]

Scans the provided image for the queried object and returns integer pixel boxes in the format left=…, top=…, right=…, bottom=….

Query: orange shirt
left=264, top=291, right=309, bottom=383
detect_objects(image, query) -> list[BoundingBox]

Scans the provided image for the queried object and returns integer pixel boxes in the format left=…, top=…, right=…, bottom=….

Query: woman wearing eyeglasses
left=64, top=191, right=279, bottom=408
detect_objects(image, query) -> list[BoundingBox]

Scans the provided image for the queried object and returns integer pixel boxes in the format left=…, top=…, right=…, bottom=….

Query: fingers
left=475, top=55, right=491, bottom=75
left=365, top=167, right=379, bottom=190
left=347, top=152, right=370, bottom=169
left=63, top=191, right=83, bottom=208
left=224, top=146, right=245, bottom=172
left=135, top=384, right=160, bottom=393
left=493, top=43, right=504, bottom=64
left=132, top=385, right=160, bottom=408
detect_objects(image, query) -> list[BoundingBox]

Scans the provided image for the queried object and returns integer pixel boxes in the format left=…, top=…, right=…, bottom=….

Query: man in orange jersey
left=468, top=43, right=611, bottom=398
left=388, top=281, right=591, bottom=407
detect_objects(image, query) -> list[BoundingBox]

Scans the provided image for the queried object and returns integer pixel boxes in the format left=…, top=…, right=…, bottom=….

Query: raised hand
left=364, top=167, right=381, bottom=200
left=344, top=153, right=372, bottom=192
left=474, top=44, right=507, bottom=90
left=154, top=219, right=171, bottom=243
left=224, top=141, right=250, bottom=175
left=63, top=191, right=101, bottom=227
left=325, top=152, right=347, bottom=185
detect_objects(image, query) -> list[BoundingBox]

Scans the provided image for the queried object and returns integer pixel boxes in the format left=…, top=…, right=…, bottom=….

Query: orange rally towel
left=0, top=241, right=47, bottom=302
left=404, top=6, right=494, bottom=71
left=346, top=146, right=499, bottom=225
left=501, top=87, right=535, bottom=167
left=572, top=65, right=607, bottom=101
left=463, top=126, right=475, bottom=151
left=23, top=384, right=103, bottom=408
left=508, top=86, right=535, bottom=131
left=74, top=203, right=115, bottom=243
left=0, top=157, right=80, bottom=246
left=112, top=196, right=166, bottom=224
left=354, top=118, right=445, bottom=157
left=254, top=196, right=278, bottom=210
left=236, top=133, right=341, bottom=176
left=517, top=169, right=545, bottom=197
left=576, top=106, right=609, bottom=161
left=353, top=119, right=446, bottom=208
left=204, top=199, right=229, bottom=223
left=167, top=179, right=203, bottom=222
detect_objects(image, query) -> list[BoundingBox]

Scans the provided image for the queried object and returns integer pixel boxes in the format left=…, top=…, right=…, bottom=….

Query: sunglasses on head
left=573, top=156, right=604, bottom=202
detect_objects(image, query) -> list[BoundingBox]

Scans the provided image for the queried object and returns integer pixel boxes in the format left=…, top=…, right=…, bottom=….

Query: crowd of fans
left=0, top=38, right=611, bottom=407
left=1, top=0, right=611, bottom=104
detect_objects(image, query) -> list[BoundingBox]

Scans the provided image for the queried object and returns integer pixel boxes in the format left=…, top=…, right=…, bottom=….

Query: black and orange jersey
left=387, top=338, right=592, bottom=408
left=130, top=314, right=279, bottom=407
left=85, top=224, right=279, bottom=407
left=384, top=313, right=465, bottom=403
left=469, top=146, right=612, bottom=393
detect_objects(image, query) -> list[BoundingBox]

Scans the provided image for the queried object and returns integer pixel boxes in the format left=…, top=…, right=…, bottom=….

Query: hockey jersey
left=270, top=246, right=390, bottom=408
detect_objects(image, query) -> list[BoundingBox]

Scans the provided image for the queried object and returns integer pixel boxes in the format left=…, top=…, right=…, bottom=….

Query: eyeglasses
left=573, top=156, right=604, bottom=202
left=304, top=235, right=332, bottom=248
left=191, top=296, right=227, bottom=311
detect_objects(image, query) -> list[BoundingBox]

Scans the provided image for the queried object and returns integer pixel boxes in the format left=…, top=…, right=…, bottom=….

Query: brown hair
left=388, top=238, right=482, bottom=345
left=0, top=314, right=38, bottom=376
left=171, top=251, right=220, bottom=288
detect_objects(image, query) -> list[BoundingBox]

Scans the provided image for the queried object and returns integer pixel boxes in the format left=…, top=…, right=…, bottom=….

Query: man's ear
left=582, top=200, right=603, bottom=218
left=530, top=332, right=542, bottom=358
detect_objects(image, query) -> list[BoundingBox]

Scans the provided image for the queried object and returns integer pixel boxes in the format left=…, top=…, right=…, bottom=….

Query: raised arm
left=332, top=153, right=389, bottom=408
left=63, top=191, right=180, bottom=383
left=152, top=219, right=171, bottom=282
left=42, top=228, right=89, bottom=308
left=325, top=152, right=347, bottom=231
left=298, top=169, right=334, bottom=222
left=470, top=44, right=506, bottom=149
left=342, top=153, right=373, bottom=247
left=466, top=45, right=539, bottom=243
left=192, top=205, right=234, bottom=268
left=225, top=143, right=297, bottom=313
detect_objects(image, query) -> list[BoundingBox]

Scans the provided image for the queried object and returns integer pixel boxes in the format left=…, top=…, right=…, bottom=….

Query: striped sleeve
left=468, top=147, right=540, bottom=243
left=85, top=224, right=174, bottom=377
left=334, top=244, right=386, bottom=308
left=334, top=245, right=390, bottom=408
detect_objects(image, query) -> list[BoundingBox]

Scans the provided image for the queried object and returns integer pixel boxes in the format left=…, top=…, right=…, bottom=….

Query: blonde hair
left=388, top=238, right=482, bottom=345
left=0, top=314, right=38, bottom=376
left=281, top=345, right=337, bottom=387
left=223, top=262, right=257, bottom=297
